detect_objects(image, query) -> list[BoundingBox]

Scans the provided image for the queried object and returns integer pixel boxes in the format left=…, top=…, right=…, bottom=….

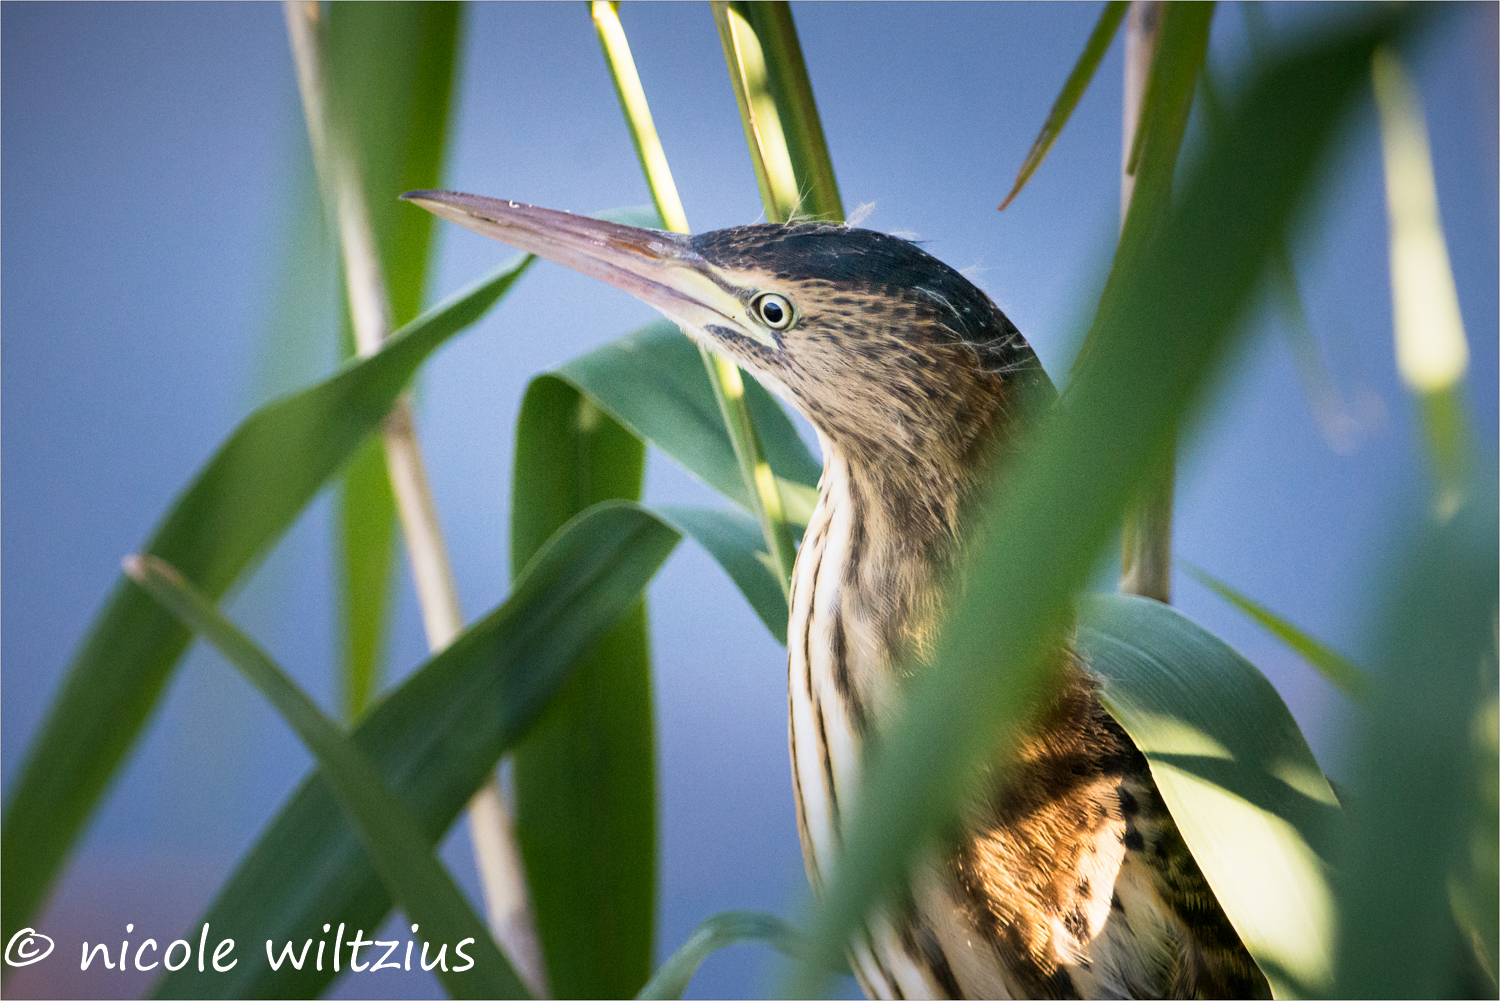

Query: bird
left=402, top=191, right=1270, bottom=1000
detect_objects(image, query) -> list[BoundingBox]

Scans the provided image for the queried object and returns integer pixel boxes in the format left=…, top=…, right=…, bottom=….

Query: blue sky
left=3, top=3, right=1496, bottom=998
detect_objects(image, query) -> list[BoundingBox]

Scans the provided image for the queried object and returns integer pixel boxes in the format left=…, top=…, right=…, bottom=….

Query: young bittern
left=404, top=192, right=1268, bottom=1000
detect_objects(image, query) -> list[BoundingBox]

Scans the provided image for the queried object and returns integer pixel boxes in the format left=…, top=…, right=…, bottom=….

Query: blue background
left=3, top=3, right=1496, bottom=998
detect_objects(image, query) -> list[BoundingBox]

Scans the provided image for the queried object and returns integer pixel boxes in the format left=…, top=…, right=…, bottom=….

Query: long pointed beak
left=401, top=190, right=758, bottom=343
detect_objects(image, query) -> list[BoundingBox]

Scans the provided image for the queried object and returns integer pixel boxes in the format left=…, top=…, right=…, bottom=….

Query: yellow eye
left=752, top=292, right=794, bottom=330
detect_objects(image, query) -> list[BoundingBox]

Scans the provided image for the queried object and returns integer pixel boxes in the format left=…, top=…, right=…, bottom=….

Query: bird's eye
left=752, top=292, right=794, bottom=330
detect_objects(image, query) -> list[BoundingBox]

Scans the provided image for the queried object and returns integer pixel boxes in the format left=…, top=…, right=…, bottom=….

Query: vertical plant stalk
left=284, top=5, right=550, bottom=995
left=1371, top=47, right=1472, bottom=520
left=711, top=2, right=800, bottom=222
left=1118, top=0, right=1174, bottom=603
left=711, top=1, right=845, bottom=224
left=592, top=0, right=797, bottom=596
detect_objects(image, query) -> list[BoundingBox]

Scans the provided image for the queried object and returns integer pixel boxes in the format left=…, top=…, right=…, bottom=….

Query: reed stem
left=592, top=0, right=797, bottom=597
left=284, top=5, right=549, bottom=994
left=1118, top=0, right=1174, bottom=604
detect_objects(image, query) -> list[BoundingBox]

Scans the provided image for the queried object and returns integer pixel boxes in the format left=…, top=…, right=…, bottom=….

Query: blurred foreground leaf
left=1180, top=560, right=1369, bottom=700
left=787, top=11, right=1409, bottom=995
left=1335, top=483, right=1498, bottom=998
left=1073, top=1, right=1212, bottom=378
left=1080, top=594, right=1340, bottom=998
left=999, top=1, right=1128, bottom=210
left=0, top=252, right=532, bottom=953
left=153, top=501, right=680, bottom=998
left=1373, top=46, right=1473, bottom=517
left=510, top=376, right=654, bottom=997
left=127, top=555, right=522, bottom=999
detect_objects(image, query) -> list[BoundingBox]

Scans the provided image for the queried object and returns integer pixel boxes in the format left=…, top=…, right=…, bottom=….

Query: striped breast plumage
left=786, top=444, right=1269, bottom=1001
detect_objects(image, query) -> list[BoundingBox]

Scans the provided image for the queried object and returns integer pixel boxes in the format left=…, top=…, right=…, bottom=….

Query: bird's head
left=403, top=192, right=1051, bottom=475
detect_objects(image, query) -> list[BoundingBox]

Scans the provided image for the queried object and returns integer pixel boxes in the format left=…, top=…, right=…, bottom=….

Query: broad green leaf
left=510, top=375, right=654, bottom=999
left=1335, top=485, right=1498, bottom=998
left=324, top=2, right=464, bottom=720
left=152, top=501, right=681, bottom=999
left=127, top=555, right=523, bottom=999
left=1078, top=594, right=1340, bottom=998
left=788, top=11, right=1410, bottom=995
left=655, top=505, right=788, bottom=645
left=520, top=373, right=791, bottom=646
left=557, top=320, right=822, bottom=518
left=0, top=252, right=532, bottom=953
left=999, top=2, right=1128, bottom=211
left=1179, top=560, right=1369, bottom=700
left=637, top=911, right=840, bottom=1000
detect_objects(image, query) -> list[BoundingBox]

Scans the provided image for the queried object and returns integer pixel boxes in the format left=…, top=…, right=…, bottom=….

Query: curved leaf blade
left=127, top=555, right=523, bottom=999
left=510, top=375, right=655, bottom=998
left=1179, top=560, right=1369, bottom=700
left=1, top=252, right=533, bottom=951
left=637, top=910, right=827, bottom=1000
left=655, top=505, right=788, bottom=645
left=152, top=501, right=680, bottom=998
left=558, top=320, right=821, bottom=517
left=1078, top=593, right=1340, bottom=998
left=999, top=1, right=1128, bottom=210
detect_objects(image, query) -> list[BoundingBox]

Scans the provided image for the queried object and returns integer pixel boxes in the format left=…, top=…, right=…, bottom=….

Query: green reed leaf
left=1000, top=1, right=1128, bottom=211
left=324, top=2, right=464, bottom=720
left=126, top=554, right=522, bottom=999
left=558, top=320, right=821, bottom=520
left=510, top=375, right=654, bottom=998
left=151, top=501, right=680, bottom=999
left=655, top=505, right=789, bottom=645
left=1080, top=594, right=1341, bottom=998
left=0, top=252, right=532, bottom=954
left=1180, top=561, right=1369, bottom=700
left=787, top=10, right=1411, bottom=995
left=528, top=358, right=797, bottom=648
